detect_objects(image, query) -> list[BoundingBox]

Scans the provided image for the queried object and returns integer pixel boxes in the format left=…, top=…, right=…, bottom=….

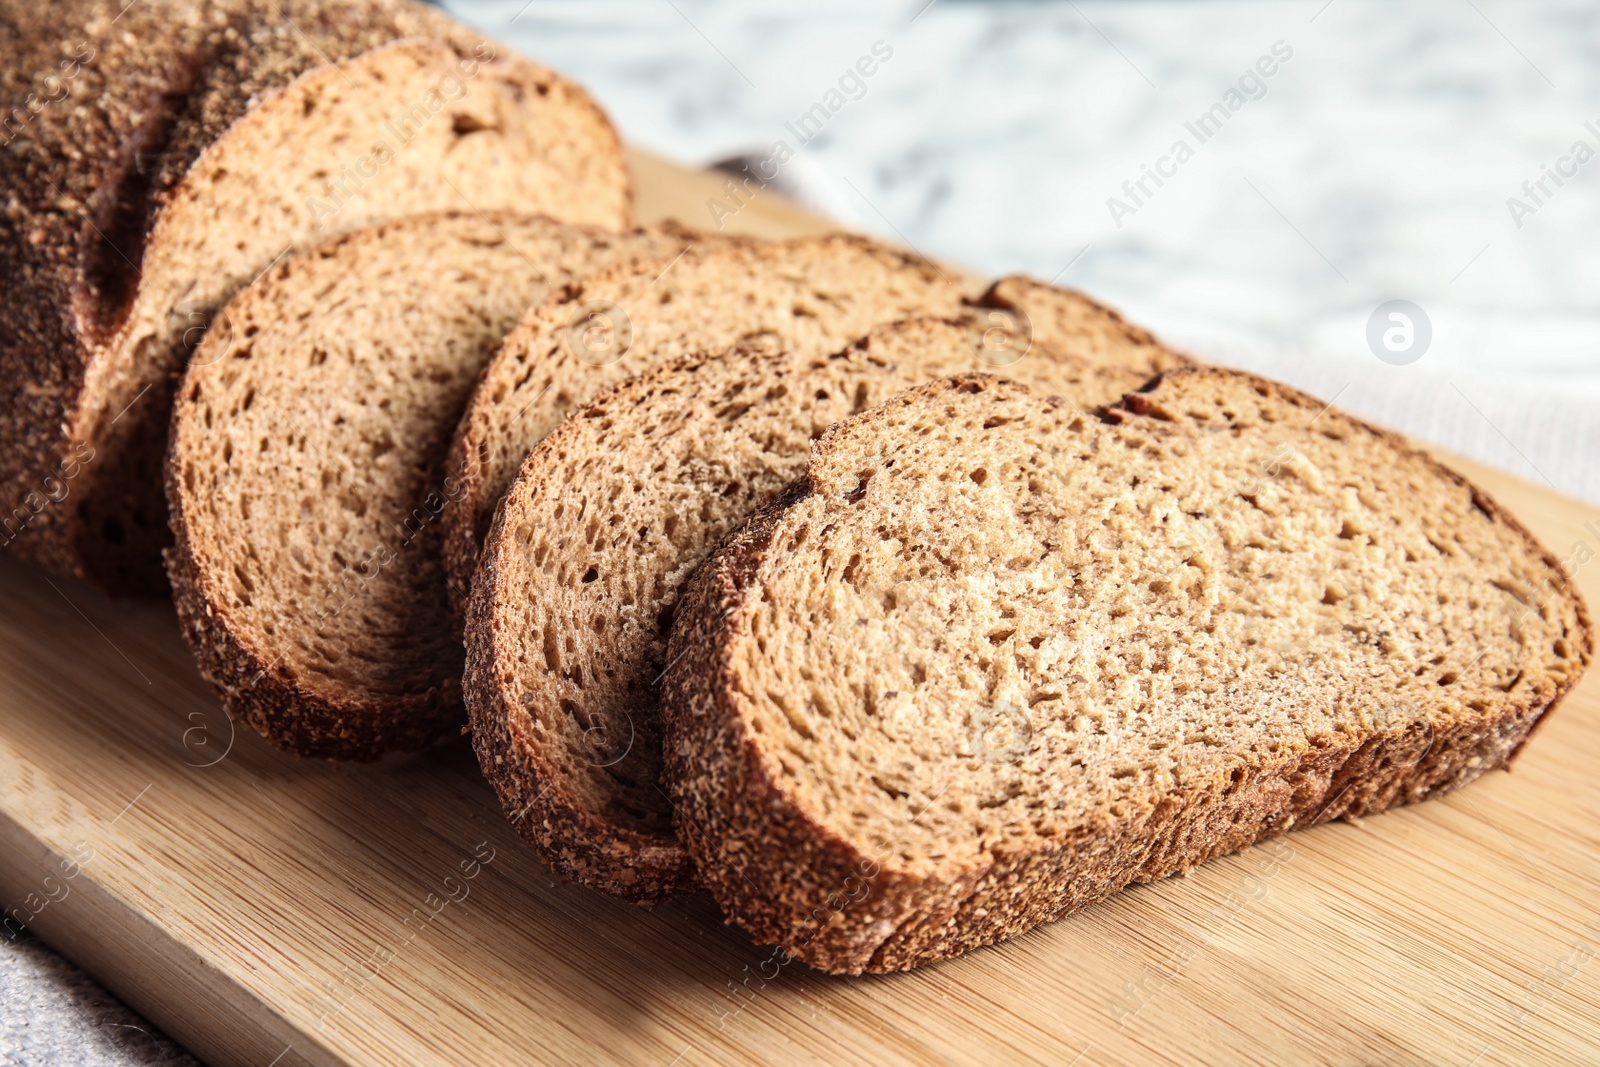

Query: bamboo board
left=2, top=150, right=1598, bottom=1067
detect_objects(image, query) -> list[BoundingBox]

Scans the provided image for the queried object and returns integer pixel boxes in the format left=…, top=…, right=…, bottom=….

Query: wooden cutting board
left=3, top=149, right=1598, bottom=1067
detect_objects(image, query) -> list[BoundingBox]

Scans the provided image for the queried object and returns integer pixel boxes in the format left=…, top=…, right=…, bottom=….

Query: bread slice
left=968, top=274, right=1191, bottom=378
left=662, top=369, right=1593, bottom=973
left=464, top=314, right=1176, bottom=902
left=0, top=0, right=631, bottom=596
left=440, top=235, right=973, bottom=611
left=164, top=213, right=685, bottom=761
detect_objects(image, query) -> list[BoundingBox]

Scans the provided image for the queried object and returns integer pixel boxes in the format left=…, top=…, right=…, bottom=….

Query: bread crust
left=662, top=370, right=1593, bottom=974
left=163, top=213, right=676, bottom=763
left=464, top=477, right=693, bottom=903
left=463, top=313, right=1192, bottom=904
left=1, top=0, right=632, bottom=595
left=438, top=233, right=967, bottom=614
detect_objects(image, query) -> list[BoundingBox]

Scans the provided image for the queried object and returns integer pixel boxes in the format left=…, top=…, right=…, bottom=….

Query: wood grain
left=2, top=149, right=1597, bottom=1067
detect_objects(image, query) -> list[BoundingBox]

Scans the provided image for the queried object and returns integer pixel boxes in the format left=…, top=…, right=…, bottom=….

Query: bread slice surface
left=165, top=213, right=683, bottom=761
left=440, top=235, right=973, bottom=610
left=662, top=369, right=1592, bottom=972
left=465, top=314, right=1173, bottom=902
left=1, top=0, right=631, bottom=594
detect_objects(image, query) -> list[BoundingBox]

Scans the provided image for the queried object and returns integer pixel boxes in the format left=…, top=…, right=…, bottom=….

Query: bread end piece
left=1, top=2, right=634, bottom=597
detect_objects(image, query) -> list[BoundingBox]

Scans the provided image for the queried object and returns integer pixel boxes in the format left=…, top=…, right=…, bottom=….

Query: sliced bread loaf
left=165, top=213, right=685, bottom=761
left=465, top=314, right=1169, bottom=902
left=440, top=235, right=972, bottom=611
left=662, top=369, right=1592, bottom=972
left=0, top=0, right=632, bottom=595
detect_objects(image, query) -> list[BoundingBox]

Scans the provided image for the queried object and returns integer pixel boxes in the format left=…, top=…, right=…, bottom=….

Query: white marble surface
left=7, top=2, right=1598, bottom=1063
left=448, top=0, right=1600, bottom=502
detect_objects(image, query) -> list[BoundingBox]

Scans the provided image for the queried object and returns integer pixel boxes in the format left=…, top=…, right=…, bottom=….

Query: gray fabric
left=0, top=938, right=198, bottom=1066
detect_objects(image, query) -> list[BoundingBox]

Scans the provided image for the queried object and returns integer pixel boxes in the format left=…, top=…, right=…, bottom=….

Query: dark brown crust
left=0, top=0, right=190, bottom=589
left=0, top=0, right=633, bottom=596
left=162, top=214, right=677, bottom=763
left=164, top=525, right=460, bottom=763
left=437, top=232, right=964, bottom=615
left=162, top=213, right=466, bottom=762
left=662, top=369, right=1593, bottom=974
left=463, top=413, right=715, bottom=902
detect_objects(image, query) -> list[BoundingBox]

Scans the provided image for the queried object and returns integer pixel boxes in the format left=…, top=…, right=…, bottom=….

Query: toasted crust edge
left=663, top=370, right=1593, bottom=974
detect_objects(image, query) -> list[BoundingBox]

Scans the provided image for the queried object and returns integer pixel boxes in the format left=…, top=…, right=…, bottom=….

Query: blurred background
left=6, top=2, right=1598, bottom=1063
left=442, top=0, right=1600, bottom=503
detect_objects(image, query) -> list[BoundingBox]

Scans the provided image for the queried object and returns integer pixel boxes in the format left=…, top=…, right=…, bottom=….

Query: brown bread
left=440, top=235, right=973, bottom=611
left=662, top=369, right=1592, bottom=972
left=465, top=314, right=1177, bottom=902
left=441, top=260, right=1195, bottom=612
left=0, top=0, right=631, bottom=594
left=165, top=213, right=684, bottom=761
